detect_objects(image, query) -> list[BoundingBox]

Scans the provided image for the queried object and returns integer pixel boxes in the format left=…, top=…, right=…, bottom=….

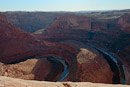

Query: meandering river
left=93, top=47, right=126, bottom=84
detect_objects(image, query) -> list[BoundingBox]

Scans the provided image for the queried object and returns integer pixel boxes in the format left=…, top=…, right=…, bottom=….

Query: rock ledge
left=0, top=76, right=129, bottom=87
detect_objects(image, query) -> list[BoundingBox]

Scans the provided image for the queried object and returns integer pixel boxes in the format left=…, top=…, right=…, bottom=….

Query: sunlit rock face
left=0, top=59, right=51, bottom=80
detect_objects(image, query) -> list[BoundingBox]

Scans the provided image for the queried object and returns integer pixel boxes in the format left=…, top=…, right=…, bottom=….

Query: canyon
left=0, top=9, right=130, bottom=86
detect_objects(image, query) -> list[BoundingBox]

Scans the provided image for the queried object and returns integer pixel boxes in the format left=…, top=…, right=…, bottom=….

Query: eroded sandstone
left=0, top=76, right=129, bottom=87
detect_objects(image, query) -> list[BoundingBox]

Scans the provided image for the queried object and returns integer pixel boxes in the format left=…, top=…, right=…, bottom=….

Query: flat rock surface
left=0, top=76, right=129, bottom=87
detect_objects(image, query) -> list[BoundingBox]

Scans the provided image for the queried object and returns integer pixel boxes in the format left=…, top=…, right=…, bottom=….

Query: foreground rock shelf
left=0, top=76, right=129, bottom=87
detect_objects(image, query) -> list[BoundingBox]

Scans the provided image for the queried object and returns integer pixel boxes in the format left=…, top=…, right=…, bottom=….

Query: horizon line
left=0, top=8, right=130, bottom=13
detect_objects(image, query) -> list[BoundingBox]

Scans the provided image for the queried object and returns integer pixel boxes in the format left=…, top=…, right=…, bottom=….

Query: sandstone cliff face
left=47, top=15, right=92, bottom=31
left=5, top=12, right=58, bottom=33
left=46, top=14, right=109, bottom=32
left=0, top=13, right=37, bottom=56
left=117, top=45, right=130, bottom=67
left=118, top=13, right=130, bottom=33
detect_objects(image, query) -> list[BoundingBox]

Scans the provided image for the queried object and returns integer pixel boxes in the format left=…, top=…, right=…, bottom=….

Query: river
left=93, top=47, right=126, bottom=84
left=47, top=56, right=69, bottom=81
